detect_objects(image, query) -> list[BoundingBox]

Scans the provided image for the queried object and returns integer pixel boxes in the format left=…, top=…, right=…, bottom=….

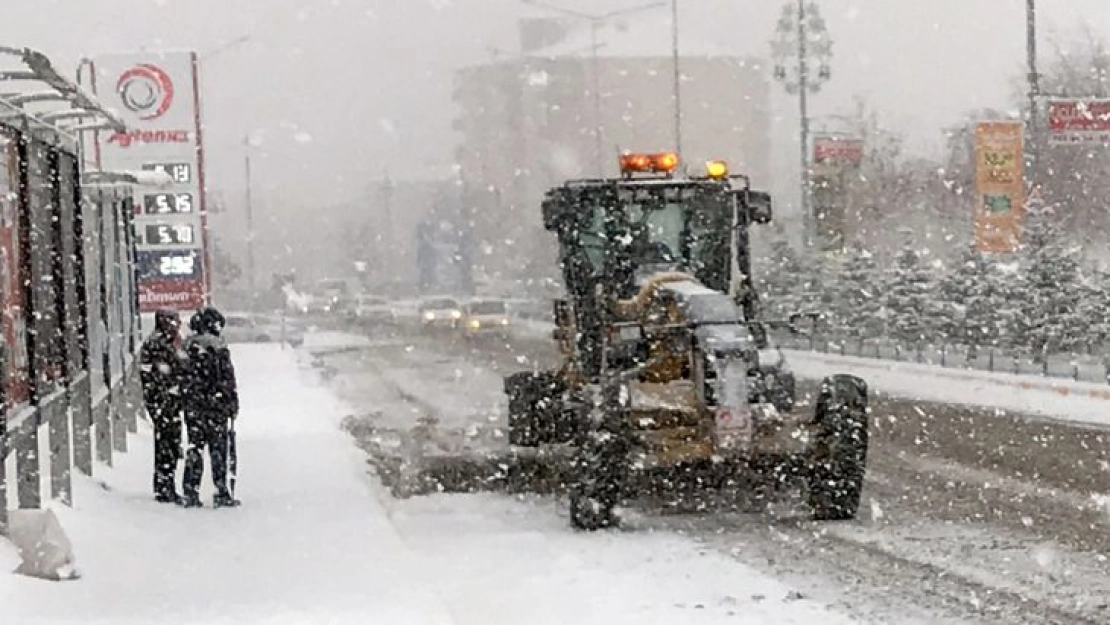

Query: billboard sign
left=1047, top=99, right=1110, bottom=144
left=974, top=121, right=1025, bottom=254
left=813, top=135, right=864, bottom=167
left=89, top=51, right=208, bottom=312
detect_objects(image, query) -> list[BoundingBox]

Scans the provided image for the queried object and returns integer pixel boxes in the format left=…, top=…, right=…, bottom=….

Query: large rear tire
left=808, top=374, right=869, bottom=521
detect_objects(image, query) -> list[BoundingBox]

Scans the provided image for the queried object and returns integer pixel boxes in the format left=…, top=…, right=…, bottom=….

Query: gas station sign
left=89, top=51, right=209, bottom=312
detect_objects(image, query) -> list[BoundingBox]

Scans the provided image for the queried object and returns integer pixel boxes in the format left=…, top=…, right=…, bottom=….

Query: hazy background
left=3, top=0, right=1110, bottom=281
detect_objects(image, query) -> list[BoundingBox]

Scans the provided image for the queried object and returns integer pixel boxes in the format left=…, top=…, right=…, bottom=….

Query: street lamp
left=201, top=34, right=252, bottom=62
left=195, top=35, right=254, bottom=295
left=771, top=1, right=833, bottom=251
left=522, top=0, right=666, bottom=175
left=671, top=0, right=681, bottom=155
left=242, top=133, right=257, bottom=295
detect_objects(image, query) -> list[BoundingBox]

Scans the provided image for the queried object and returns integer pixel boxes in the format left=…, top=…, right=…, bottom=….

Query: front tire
left=568, top=384, right=629, bottom=531
left=808, top=374, right=869, bottom=521
left=504, top=372, right=564, bottom=447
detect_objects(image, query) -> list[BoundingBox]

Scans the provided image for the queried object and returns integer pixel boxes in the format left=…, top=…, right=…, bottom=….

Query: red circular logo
left=116, top=64, right=175, bottom=121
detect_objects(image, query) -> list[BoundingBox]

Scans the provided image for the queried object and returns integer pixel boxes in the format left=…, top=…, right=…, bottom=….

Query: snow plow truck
left=504, top=153, right=871, bottom=530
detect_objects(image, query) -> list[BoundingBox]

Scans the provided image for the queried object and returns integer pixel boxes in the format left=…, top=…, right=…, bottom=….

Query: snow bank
left=785, top=349, right=1110, bottom=428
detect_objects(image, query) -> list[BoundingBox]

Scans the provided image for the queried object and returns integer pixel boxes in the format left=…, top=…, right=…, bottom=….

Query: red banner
left=0, top=132, right=29, bottom=404
left=813, top=136, right=864, bottom=167
left=1047, top=100, right=1110, bottom=144
left=138, top=280, right=206, bottom=312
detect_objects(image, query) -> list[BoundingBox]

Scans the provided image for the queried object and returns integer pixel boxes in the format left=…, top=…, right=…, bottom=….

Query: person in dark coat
left=181, top=307, right=241, bottom=508
left=139, top=310, right=184, bottom=503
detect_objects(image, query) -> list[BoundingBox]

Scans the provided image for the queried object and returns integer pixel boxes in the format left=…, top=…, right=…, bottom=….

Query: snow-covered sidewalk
left=2, top=341, right=858, bottom=625
left=1, top=344, right=450, bottom=624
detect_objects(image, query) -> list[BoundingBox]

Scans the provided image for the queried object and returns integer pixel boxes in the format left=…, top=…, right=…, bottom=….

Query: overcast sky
left=3, top=0, right=1110, bottom=252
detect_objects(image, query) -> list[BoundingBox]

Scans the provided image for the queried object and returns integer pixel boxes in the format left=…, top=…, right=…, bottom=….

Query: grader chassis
left=504, top=155, right=870, bottom=530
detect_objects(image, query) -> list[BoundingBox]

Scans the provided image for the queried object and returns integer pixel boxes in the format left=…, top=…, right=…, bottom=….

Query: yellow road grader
left=505, top=153, right=869, bottom=530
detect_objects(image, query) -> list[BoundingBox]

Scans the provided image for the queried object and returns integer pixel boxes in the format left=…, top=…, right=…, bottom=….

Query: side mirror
left=541, top=198, right=564, bottom=231
left=553, top=299, right=572, bottom=327
left=748, top=191, right=773, bottom=224
left=749, top=321, right=769, bottom=349
left=552, top=299, right=572, bottom=343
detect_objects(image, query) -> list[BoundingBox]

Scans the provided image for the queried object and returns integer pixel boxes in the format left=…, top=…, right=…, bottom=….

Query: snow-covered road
left=1, top=341, right=857, bottom=625
left=314, top=322, right=1110, bottom=625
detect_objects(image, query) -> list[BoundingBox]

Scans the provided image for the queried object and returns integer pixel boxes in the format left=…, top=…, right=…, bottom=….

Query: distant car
left=222, top=312, right=304, bottom=347
left=419, top=297, right=462, bottom=327
left=460, top=299, right=510, bottom=337
left=353, top=295, right=395, bottom=324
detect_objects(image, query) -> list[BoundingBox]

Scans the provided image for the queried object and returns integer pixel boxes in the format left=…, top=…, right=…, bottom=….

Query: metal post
left=243, top=135, right=255, bottom=297
left=797, top=0, right=811, bottom=250
left=671, top=0, right=683, bottom=154
left=1026, top=0, right=1039, bottom=133
left=590, top=20, right=604, bottom=176
left=1026, top=0, right=1039, bottom=181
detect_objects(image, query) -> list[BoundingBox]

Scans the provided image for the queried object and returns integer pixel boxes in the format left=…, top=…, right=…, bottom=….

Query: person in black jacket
left=140, top=310, right=184, bottom=503
left=181, top=307, right=241, bottom=508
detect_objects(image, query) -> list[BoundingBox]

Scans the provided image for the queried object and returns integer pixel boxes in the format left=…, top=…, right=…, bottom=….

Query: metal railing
left=774, top=332, right=1110, bottom=385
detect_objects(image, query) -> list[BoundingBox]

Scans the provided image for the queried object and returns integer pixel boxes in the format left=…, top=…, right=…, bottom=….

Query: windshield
left=572, top=185, right=732, bottom=292
left=422, top=298, right=457, bottom=310
left=468, top=301, right=506, bottom=315
left=320, top=280, right=347, bottom=294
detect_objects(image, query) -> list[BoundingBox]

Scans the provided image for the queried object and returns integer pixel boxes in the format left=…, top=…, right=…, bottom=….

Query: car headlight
left=468, top=319, right=481, bottom=330
left=451, top=309, right=463, bottom=319
left=500, top=318, right=510, bottom=326
left=423, top=311, right=436, bottom=321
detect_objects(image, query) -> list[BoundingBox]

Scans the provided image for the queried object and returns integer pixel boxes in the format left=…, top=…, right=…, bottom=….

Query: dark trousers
left=183, top=412, right=231, bottom=500
left=148, top=402, right=182, bottom=498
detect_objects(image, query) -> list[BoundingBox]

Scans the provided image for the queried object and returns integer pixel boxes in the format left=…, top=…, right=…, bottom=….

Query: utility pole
left=771, top=1, right=832, bottom=251
left=671, top=0, right=682, bottom=154
left=243, top=134, right=255, bottom=296
left=796, top=0, right=809, bottom=249
left=1026, top=0, right=1040, bottom=182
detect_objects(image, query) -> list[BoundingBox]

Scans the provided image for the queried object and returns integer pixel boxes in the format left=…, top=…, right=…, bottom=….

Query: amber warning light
left=620, top=152, right=680, bottom=175
left=706, top=160, right=729, bottom=179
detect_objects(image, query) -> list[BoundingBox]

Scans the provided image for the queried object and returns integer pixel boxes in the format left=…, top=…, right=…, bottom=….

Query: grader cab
left=505, top=153, right=870, bottom=530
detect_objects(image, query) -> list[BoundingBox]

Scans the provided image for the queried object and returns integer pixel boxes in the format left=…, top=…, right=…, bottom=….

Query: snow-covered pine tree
left=757, top=236, right=807, bottom=321
left=828, top=245, right=883, bottom=338
left=1017, top=203, right=1087, bottom=359
left=937, top=246, right=1010, bottom=348
left=883, top=241, right=939, bottom=344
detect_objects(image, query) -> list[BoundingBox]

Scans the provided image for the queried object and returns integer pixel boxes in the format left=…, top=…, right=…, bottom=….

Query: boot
left=154, top=492, right=180, bottom=504
left=213, top=491, right=241, bottom=508
left=181, top=494, right=204, bottom=508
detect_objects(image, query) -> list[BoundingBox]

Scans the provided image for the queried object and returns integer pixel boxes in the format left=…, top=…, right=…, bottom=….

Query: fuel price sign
left=143, top=192, right=194, bottom=214
left=144, top=223, right=196, bottom=246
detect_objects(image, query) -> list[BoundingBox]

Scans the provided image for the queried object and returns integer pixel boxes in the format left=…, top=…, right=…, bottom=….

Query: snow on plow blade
left=341, top=415, right=575, bottom=497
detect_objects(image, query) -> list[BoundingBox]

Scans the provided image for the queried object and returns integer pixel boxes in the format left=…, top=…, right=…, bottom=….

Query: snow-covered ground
left=1, top=339, right=859, bottom=625
left=784, top=349, right=1110, bottom=429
